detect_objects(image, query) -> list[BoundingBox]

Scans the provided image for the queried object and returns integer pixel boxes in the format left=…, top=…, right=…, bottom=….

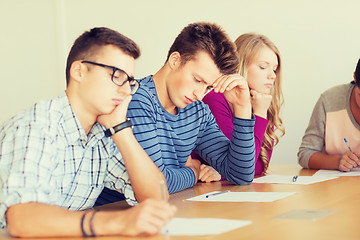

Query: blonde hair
left=234, top=33, right=285, bottom=174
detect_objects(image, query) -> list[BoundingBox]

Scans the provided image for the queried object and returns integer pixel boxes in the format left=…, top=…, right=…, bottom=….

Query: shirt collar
left=55, top=92, right=86, bottom=146
left=57, top=92, right=109, bottom=147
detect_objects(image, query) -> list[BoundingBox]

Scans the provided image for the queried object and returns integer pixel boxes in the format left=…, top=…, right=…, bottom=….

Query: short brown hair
left=65, top=27, right=140, bottom=85
left=166, top=22, right=239, bottom=75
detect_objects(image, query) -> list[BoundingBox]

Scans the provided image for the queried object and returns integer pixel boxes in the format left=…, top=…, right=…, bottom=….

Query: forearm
left=7, top=203, right=118, bottom=238
left=308, top=152, right=341, bottom=170
left=6, top=201, right=173, bottom=238
left=6, top=203, right=85, bottom=237
left=222, top=118, right=255, bottom=184
left=164, top=167, right=196, bottom=194
left=112, top=128, right=168, bottom=201
left=233, top=102, right=252, bottom=119
left=129, top=124, right=196, bottom=194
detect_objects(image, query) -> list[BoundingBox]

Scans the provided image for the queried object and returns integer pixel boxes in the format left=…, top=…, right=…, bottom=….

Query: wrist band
left=81, top=210, right=97, bottom=237
left=104, top=119, right=132, bottom=137
left=80, top=211, right=90, bottom=237
left=89, top=210, right=98, bottom=237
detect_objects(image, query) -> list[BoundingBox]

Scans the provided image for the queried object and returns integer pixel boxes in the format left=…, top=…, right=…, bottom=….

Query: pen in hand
left=344, top=138, right=359, bottom=168
left=344, top=138, right=353, bottom=153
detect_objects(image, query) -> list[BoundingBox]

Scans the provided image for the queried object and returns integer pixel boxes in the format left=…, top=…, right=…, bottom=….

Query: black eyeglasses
left=82, top=60, right=139, bottom=95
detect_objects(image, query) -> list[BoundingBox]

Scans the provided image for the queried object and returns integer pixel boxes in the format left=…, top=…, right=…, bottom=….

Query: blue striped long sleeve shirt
left=127, top=76, right=255, bottom=194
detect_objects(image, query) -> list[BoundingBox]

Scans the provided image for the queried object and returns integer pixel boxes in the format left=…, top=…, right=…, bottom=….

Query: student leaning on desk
left=0, top=27, right=176, bottom=237
left=298, top=58, right=360, bottom=172
left=95, top=22, right=256, bottom=206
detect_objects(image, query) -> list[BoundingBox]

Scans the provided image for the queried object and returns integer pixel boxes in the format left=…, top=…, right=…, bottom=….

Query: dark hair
left=65, top=27, right=140, bottom=85
left=166, top=22, right=239, bottom=75
left=355, top=58, right=360, bottom=87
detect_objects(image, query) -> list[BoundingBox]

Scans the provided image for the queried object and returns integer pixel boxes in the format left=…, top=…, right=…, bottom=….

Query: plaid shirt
left=0, top=92, right=136, bottom=228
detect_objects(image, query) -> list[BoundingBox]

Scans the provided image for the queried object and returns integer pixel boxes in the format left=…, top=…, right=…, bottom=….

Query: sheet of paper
left=160, top=218, right=252, bottom=236
left=186, top=191, right=296, bottom=202
left=313, top=168, right=360, bottom=177
left=253, top=174, right=338, bottom=185
left=275, top=209, right=337, bottom=220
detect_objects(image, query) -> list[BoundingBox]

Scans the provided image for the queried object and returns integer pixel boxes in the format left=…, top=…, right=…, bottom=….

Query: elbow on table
left=226, top=175, right=254, bottom=186
left=6, top=214, right=29, bottom=238
left=297, top=148, right=312, bottom=169
left=7, top=224, right=25, bottom=238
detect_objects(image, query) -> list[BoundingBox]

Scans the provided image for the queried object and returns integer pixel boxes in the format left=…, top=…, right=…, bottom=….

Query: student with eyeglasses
left=0, top=27, right=176, bottom=237
left=96, top=22, right=256, bottom=205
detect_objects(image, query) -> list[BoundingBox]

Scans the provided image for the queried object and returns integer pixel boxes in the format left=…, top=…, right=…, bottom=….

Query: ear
left=168, top=51, right=181, bottom=70
left=69, top=60, right=85, bottom=83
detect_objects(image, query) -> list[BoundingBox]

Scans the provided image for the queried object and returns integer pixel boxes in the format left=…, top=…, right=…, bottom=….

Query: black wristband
left=80, top=211, right=90, bottom=237
left=104, top=119, right=132, bottom=137
left=89, top=210, right=98, bottom=237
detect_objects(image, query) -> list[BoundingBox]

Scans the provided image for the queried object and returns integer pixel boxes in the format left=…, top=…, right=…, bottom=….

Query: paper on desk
left=313, top=168, right=360, bottom=177
left=160, top=218, right=252, bottom=236
left=253, top=174, right=338, bottom=184
left=186, top=191, right=296, bottom=202
left=275, top=209, right=337, bottom=220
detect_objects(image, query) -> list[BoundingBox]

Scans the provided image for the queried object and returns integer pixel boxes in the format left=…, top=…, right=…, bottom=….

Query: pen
left=205, top=190, right=230, bottom=198
left=292, top=175, right=298, bottom=182
left=344, top=138, right=360, bottom=168
left=344, top=138, right=353, bottom=152
left=160, top=179, right=169, bottom=235
left=160, top=179, right=166, bottom=201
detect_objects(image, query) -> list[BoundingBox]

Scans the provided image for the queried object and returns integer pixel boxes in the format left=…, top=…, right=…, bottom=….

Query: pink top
left=201, top=91, right=272, bottom=176
left=325, top=109, right=360, bottom=155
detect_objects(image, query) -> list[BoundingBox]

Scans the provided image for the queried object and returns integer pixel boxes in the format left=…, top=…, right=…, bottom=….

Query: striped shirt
left=127, top=75, right=255, bottom=194
left=0, top=93, right=135, bottom=228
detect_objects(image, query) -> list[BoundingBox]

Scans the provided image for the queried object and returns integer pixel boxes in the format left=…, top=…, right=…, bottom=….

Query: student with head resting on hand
left=96, top=22, right=256, bottom=205
left=298, top=59, right=360, bottom=171
left=0, top=27, right=176, bottom=238
left=192, top=33, right=285, bottom=181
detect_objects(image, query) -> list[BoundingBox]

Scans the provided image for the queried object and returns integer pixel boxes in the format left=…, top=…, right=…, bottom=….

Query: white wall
left=1, top=0, right=359, bottom=165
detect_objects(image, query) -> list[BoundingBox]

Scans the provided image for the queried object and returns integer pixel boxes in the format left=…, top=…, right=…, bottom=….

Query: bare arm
left=97, top=95, right=168, bottom=202
left=198, top=164, right=221, bottom=182
left=250, top=89, right=272, bottom=119
left=308, top=151, right=360, bottom=171
left=6, top=201, right=176, bottom=237
left=184, top=155, right=201, bottom=180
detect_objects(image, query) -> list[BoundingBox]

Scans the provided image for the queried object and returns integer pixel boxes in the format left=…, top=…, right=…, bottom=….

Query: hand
left=107, top=199, right=177, bottom=236
left=213, top=74, right=250, bottom=106
left=97, top=95, right=132, bottom=129
left=213, top=74, right=251, bottom=119
left=338, top=151, right=360, bottom=172
left=198, top=164, right=221, bottom=182
left=250, top=89, right=272, bottom=118
left=184, top=155, right=201, bottom=180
